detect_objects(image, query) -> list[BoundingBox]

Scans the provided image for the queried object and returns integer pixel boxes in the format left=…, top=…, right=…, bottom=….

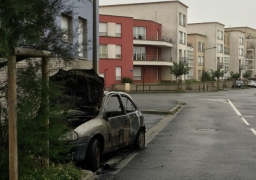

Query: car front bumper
left=69, top=136, right=90, bottom=162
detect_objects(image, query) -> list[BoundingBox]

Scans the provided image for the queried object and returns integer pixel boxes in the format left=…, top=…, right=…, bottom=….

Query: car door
left=120, top=95, right=140, bottom=145
left=104, top=94, right=130, bottom=150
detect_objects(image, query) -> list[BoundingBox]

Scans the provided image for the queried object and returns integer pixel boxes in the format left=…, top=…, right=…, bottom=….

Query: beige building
left=100, top=0, right=188, bottom=81
left=224, top=32, right=231, bottom=79
left=225, top=27, right=256, bottom=78
left=187, top=33, right=207, bottom=80
left=187, top=23, right=226, bottom=74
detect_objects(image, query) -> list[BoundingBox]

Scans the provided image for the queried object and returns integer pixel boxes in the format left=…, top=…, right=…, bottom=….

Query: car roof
left=104, top=91, right=133, bottom=99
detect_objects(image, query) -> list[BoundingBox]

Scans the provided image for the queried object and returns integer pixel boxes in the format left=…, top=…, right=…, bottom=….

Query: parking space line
left=251, top=128, right=256, bottom=135
left=241, top=117, right=250, bottom=126
left=228, top=99, right=242, bottom=116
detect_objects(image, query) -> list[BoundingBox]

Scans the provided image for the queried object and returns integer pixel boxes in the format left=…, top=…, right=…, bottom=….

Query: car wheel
left=134, top=128, right=145, bottom=150
left=86, top=138, right=101, bottom=171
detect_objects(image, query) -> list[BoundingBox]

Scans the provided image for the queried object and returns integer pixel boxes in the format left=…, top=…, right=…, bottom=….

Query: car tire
left=134, top=128, right=145, bottom=150
left=86, top=138, right=101, bottom=171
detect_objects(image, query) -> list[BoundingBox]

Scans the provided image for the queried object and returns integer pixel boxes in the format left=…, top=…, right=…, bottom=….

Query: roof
left=225, top=26, right=256, bottom=32
left=224, top=29, right=245, bottom=34
left=188, top=22, right=225, bottom=26
left=187, top=33, right=207, bottom=37
left=100, top=0, right=189, bottom=8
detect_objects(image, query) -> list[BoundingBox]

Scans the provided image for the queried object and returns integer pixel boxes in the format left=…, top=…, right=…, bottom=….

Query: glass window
left=133, top=67, right=141, bottom=80
left=133, top=46, right=146, bottom=60
left=121, top=96, right=137, bottom=113
left=116, top=45, right=121, bottom=58
left=99, top=23, right=107, bottom=36
left=133, top=26, right=146, bottom=39
left=61, top=14, right=73, bottom=42
left=116, top=24, right=121, bottom=37
left=78, top=17, right=87, bottom=58
left=99, top=45, right=107, bottom=58
left=116, top=67, right=121, bottom=80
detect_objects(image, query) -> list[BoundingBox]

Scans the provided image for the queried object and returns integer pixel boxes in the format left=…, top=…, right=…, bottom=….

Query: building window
left=133, top=46, right=146, bottom=60
left=99, top=23, right=107, bottom=36
left=116, top=24, right=121, bottom=37
left=116, top=45, right=121, bottom=58
left=99, top=45, right=107, bottom=58
left=116, top=67, right=121, bottom=80
left=217, top=30, right=223, bottom=40
left=78, top=17, right=87, bottom=58
left=133, top=67, right=141, bottom=80
left=61, top=14, right=73, bottom=42
left=239, top=37, right=244, bottom=45
left=179, top=13, right=186, bottom=27
left=239, top=48, right=244, bottom=56
left=133, top=26, right=146, bottom=39
left=198, top=42, right=204, bottom=51
left=224, top=47, right=229, bottom=54
left=198, top=56, right=204, bottom=66
left=179, top=31, right=186, bottom=44
left=217, top=44, right=223, bottom=53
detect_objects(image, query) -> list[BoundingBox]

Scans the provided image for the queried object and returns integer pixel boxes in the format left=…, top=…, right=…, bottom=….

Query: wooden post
left=8, top=55, right=18, bottom=180
left=41, top=57, right=49, bottom=166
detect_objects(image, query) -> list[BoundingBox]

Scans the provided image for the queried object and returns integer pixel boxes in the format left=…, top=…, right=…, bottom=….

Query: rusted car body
left=50, top=69, right=145, bottom=171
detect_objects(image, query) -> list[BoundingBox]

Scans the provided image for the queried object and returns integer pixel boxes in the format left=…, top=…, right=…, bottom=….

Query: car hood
left=50, top=69, right=104, bottom=111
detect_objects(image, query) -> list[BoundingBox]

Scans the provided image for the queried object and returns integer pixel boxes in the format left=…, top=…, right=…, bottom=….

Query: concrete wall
left=112, top=81, right=234, bottom=92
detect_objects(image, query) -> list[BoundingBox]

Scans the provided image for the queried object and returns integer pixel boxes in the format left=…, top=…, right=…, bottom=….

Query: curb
left=141, top=101, right=185, bottom=115
left=81, top=170, right=95, bottom=180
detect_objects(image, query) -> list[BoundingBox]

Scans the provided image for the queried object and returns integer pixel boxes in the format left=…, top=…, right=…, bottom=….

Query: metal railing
left=198, top=62, right=204, bottom=66
left=133, top=34, right=173, bottom=43
left=99, top=54, right=107, bottom=58
left=133, top=55, right=172, bottom=61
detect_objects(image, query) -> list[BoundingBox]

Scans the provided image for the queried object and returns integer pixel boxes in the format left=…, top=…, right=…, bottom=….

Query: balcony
left=217, top=63, right=224, bottom=69
left=133, top=34, right=173, bottom=48
left=133, top=55, right=173, bottom=66
left=198, top=62, right=204, bottom=66
left=247, top=46, right=254, bottom=51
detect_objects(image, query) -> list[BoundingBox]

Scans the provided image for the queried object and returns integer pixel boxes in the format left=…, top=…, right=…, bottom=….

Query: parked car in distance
left=232, top=80, right=244, bottom=88
left=248, top=80, right=256, bottom=87
left=50, top=69, right=145, bottom=171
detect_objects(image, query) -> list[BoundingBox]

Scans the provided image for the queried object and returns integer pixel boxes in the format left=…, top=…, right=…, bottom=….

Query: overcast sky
left=99, top=0, right=256, bottom=29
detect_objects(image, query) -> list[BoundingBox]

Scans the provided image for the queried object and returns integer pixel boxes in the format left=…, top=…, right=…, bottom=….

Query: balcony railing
left=133, top=34, right=173, bottom=43
left=187, top=75, right=194, bottom=79
left=198, top=62, right=204, bottom=66
left=133, top=55, right=172, bottom=61
left=218, top=63, right=224, bottom=69
left=99, top=54, right=108, bottom=58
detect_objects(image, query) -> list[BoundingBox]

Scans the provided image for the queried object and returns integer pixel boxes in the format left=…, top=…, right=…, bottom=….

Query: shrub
left=122, top=77, right=133, bottom=84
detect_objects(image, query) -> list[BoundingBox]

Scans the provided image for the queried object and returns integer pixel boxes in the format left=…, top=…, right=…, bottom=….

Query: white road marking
left=228, top=99, right=242, bottom=116
left=241, top=117, right=250, bottom=126
left=199, top=99, right=229, bottom=103
left=251, top=128, right=256, bottom=135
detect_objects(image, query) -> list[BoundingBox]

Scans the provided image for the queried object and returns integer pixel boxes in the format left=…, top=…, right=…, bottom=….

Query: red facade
left=99, top=15, right=167, bottom=88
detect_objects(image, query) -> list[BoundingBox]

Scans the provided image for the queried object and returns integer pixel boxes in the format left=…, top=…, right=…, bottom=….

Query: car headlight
left=59, top=131, right=78, bottom=141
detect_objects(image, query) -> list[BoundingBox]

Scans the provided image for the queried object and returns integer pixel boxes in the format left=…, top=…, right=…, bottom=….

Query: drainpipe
left=93, top=0, right=97, bottom=72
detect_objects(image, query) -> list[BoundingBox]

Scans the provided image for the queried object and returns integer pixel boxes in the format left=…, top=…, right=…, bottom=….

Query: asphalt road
left=109, top=88, right=256, bottom=180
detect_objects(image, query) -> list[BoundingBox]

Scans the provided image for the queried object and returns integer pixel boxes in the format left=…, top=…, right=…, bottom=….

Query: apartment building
left=187, top=33, right=207, bottom=80
left=99, top=14, right=173, bottom=88
left=225, top=27, right=256, bottom=78
left=100, top=0, right=188, bottom=81
left=224, top=32, right=231, bottom=79
left=187, top=22, right=225, bottom=74
left=99, top=15, right=134, bottom=88
left=57, top=0, right=99, bottom=70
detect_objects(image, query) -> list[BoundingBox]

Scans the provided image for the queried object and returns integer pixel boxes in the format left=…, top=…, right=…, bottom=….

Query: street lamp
left=202, top=47, right=216, bottom=91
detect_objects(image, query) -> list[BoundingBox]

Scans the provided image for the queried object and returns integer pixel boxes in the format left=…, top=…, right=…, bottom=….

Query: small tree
left=243, top=70, right=252, bottom=86
left=211, top=69, right=227, bottom=90
left=230, top=71, right=241, bottom=86
left=170, top=62, right=190, bottom=90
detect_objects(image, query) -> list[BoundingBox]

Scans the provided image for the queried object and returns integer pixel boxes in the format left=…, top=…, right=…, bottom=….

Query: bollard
left=223, top=84, right=224, bottom=90
left=199, top=85, right=200, bottom=92
left=207, top=85, right=208, bottom=91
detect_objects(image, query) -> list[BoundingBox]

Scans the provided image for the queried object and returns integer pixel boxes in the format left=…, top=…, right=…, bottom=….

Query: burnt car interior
left=50, top=69, right=104, bottom=126
left=105, top=95, right=125, bottom=118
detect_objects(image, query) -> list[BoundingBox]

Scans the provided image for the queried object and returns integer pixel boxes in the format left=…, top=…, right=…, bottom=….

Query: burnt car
left=50, top=69, right=145, bottom=171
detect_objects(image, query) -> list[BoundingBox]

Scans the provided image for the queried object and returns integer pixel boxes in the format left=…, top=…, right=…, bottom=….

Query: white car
left=248, top=80, right=256, bottom=87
